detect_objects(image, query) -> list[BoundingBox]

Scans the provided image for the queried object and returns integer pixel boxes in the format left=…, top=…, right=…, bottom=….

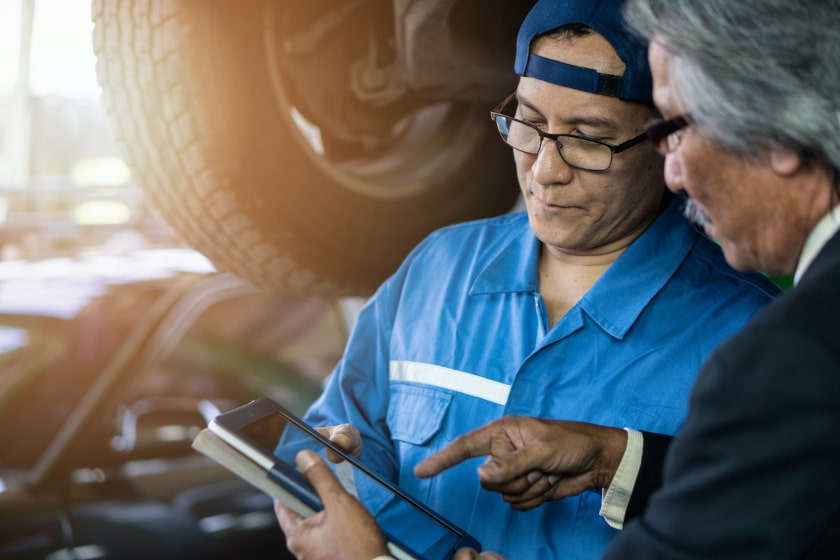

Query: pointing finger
left=414, top=425, right=496, bottom=478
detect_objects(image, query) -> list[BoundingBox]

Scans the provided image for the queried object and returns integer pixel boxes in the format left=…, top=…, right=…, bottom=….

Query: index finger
left=315, top=424, right=362, bottom=462
left=413, top=424, right=496, bottom=478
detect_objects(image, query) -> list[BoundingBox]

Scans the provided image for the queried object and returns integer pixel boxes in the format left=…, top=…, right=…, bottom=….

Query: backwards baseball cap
left=514, top=0, right=653, bottom=106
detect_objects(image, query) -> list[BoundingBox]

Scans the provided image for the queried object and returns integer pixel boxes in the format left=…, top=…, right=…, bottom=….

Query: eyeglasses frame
left=489, top=90, right=650, bottom=172
left=644, top=114, right=692, bottom=155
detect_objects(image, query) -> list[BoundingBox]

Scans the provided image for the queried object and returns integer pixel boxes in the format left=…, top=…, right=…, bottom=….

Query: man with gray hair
left=599, top=0, right=840, bottom=556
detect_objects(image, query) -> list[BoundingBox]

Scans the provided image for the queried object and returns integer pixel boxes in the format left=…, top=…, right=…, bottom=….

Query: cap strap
left=522, top=53, right=624, bottom=98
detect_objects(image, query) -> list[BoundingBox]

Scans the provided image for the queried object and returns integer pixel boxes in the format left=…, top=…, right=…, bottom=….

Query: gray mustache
left=683, top=198, right=711, bottom=228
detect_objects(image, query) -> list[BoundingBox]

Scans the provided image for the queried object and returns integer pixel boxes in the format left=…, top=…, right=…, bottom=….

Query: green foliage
left=767, top=274, right=793, bottom=291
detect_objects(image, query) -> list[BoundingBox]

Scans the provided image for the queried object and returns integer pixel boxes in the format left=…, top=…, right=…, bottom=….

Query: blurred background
left=0, top=0, right=179, bottom=260
left=0, top=4, right=358, bottom=557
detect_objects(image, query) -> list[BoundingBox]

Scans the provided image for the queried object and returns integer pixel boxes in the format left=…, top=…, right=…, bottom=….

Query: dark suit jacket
left=605, top=230, right=840, bottom=559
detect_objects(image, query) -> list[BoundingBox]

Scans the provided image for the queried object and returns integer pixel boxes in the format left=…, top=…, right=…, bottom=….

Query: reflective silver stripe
left=389, top=361, right=510, bottom=406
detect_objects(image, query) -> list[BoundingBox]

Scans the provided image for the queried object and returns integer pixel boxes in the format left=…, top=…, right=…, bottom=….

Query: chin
left=719, top=243, right=753, bottom=273
left=725, top=248, right=781, bottom=276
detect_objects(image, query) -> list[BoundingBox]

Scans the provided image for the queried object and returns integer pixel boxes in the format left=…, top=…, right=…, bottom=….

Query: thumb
left=295, top=449, right=345, bottom=505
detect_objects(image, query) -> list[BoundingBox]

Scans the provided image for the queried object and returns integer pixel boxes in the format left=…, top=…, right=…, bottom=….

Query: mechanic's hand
left=276, top=450, right=390, bottom=560
left=314, top=424, right=362, bottom=463
left=414, top=416, right=627, bottom=511
left=453, top=548, right=508, bottom=560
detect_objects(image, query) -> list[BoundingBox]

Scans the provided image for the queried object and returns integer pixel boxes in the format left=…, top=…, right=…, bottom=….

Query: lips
left=534, top=196, right=579, bottom=210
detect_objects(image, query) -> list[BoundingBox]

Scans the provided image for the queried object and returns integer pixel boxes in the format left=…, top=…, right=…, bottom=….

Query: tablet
left=200, top=397, right=481, bottom=560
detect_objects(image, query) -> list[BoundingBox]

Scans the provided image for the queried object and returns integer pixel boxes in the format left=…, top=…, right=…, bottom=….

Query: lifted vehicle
left=91, top=0, right=533, bottom=295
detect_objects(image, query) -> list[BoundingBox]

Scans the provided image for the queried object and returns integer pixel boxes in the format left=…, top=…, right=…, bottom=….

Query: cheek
left=514, top=152, right=533, bottom=186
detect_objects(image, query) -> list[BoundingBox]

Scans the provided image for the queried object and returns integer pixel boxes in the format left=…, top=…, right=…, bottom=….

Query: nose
left=531, top=139, right=574, bottom=186
left=663, top=152, right=685, bottom=195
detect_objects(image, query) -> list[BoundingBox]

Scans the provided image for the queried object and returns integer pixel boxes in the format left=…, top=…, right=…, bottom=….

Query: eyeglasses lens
left=493, top=116, right=612, bottom=171
left=646, top=115, right=690, bottom=154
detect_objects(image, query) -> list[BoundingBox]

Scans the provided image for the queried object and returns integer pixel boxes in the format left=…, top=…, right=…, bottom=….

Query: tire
left=91, top=0, right=519, bottom=295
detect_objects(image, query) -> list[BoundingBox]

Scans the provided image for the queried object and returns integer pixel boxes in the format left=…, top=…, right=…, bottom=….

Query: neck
left=537, top=199, right=661, bottom=326
left=538, top=236, right=636, bottom=327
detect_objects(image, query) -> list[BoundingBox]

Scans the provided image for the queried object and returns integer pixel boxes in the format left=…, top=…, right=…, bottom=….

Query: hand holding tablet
left=192, top=397, right=481, bottom=560
left=275, top=449, right=393, bottom=560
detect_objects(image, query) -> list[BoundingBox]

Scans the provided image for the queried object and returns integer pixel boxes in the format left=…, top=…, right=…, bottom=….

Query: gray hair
left=624, top=0, right=840, bottom=174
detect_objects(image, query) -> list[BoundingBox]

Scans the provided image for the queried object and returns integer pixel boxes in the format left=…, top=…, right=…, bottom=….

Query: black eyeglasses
left=489, top=91, right=649, bottom=172
left=644, top=114, right=692, bottom=155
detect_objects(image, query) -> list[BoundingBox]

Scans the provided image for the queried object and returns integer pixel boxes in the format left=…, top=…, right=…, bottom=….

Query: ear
left=769, top=148, right=803, bottom=176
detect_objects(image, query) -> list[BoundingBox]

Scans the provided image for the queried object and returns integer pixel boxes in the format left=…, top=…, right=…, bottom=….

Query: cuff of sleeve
left=599, top=428, right=643, bottom=530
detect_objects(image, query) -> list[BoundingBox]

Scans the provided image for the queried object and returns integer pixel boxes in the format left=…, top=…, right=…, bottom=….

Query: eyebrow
left=516, top=93, right=623, bottom=132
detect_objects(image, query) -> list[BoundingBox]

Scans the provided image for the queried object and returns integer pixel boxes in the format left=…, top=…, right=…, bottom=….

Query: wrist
left=596, top=427, right=629, bottom=488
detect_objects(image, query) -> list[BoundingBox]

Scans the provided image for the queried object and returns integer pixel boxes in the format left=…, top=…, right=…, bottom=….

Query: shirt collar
left=794, top=203, right=840, bottom=286
left=471, top=196, right=697, bottom=339
left=470, top=218, right=542, bottom=295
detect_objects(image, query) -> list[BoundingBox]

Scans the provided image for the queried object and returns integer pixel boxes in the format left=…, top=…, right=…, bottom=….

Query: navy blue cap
left=514, top=0, right=653, bottom=106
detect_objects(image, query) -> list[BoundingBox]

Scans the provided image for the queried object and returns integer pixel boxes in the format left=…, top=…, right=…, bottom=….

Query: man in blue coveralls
left=275, top=0, right=778, bottom=558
